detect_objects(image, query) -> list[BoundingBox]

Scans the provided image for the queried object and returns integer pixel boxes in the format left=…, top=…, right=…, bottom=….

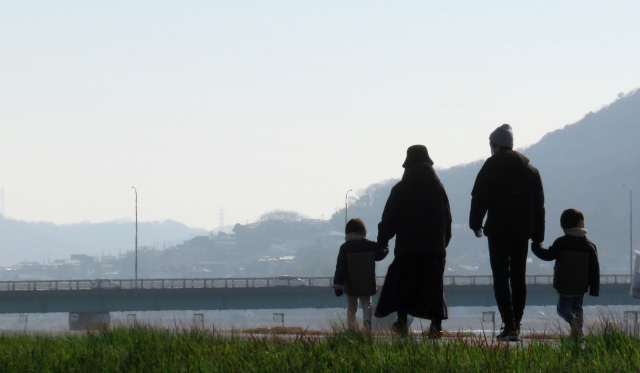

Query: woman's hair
left=345, top=218, right=367, bottom=235
left=560, top=208, right=584, bottom=229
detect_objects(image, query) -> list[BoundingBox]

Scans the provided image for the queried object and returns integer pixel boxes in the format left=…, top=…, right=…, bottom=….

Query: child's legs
left=347, top=295, right=358, bottom=329
left=571, top=295, right=584, bottom=324
left=556, top=295, right=575, bottom=324
left=359, top=296, right=372, bottom=323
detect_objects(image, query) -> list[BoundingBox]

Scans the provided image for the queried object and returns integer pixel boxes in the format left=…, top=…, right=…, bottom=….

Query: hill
left=333, top=89, right=640, bottom=274
left=2, top=90, right=638, bottom=276
left=0, top=216, right=208, bottom=266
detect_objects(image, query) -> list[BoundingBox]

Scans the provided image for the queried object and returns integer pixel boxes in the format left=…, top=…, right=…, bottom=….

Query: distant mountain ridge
left=2, top=90, right=638, bottom=274
left=335, top=89, right=640, bottom=274
left=0, top=217, right=208, bottom=266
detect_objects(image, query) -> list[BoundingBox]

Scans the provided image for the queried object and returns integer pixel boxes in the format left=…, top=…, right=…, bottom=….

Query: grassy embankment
left=1, top=322, right=639, bottom=372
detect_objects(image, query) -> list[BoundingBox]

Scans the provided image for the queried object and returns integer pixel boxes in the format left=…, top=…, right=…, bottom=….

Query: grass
left=1, top=319, right=640, bottom=372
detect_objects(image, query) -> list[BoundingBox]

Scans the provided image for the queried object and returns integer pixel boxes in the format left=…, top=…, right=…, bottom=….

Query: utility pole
left=624, top=184, right=633, bottom=278
left=132, top=186, right=138, bottom=287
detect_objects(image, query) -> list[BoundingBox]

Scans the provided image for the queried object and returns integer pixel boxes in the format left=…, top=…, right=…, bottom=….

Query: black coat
left=531, top=235, right=600, bottom=296
left=469, top=149, right=545, bottom=242
left=333, top=237, right=389, bottom=296
left=377, top=163, right=452, bottom=258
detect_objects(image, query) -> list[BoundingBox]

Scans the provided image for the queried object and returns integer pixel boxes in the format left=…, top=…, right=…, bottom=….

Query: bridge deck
left=0, top=275, right=635, bottom=314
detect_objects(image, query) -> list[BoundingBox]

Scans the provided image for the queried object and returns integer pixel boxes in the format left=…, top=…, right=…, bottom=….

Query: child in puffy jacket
left=333, top=218, right=388, bottom=331
left=531, top=208, right=600, bottom=338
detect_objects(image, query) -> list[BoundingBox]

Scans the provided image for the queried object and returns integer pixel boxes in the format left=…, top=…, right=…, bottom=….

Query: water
left=2, top=305, right=639, bottom=334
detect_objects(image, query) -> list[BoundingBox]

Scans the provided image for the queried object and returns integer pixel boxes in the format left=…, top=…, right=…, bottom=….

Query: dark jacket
left=531, top=234, right=600, bottom=296
left=333, top=236, right=389, bottom=296
left=469, top=149, right=545, bottom=242
left=377, top=163, right=452, bottom=258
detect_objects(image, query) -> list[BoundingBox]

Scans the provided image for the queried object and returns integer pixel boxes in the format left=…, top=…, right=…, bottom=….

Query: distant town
left=0, top=218, right=344, bottom=281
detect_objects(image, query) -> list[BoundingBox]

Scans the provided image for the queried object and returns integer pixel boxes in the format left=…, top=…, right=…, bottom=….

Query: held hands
left=334, top=288, right=343, bottom=297
left=531, top=241, right=544, bottom=251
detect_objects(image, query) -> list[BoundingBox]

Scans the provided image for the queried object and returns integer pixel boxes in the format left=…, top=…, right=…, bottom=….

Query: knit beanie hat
left=489, top=124, right=514, bottom=148
left=402, top=145, right=434, bottom=168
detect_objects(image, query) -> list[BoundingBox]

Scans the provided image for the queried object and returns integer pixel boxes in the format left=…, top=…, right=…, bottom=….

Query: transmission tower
left=218, top=206, right=225, bottom=233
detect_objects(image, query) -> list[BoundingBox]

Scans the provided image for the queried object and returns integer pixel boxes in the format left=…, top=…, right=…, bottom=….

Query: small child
left=531, top=208, right=600, bottom=338
left=333, top=218, right=389, bottom=331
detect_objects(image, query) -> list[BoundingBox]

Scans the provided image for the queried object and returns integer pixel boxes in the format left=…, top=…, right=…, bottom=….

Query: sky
left=1, top=1, right=639, bottom=230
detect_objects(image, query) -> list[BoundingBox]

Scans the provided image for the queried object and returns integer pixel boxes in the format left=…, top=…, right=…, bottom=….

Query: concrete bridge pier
left=69, top=312, right=111, bottom=331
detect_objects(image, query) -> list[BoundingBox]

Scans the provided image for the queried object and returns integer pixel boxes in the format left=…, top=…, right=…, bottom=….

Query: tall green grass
left=1, top=323, right=640, bottom=372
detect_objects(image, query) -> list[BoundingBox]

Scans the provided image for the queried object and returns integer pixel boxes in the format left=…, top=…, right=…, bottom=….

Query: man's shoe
left=498, top=326, right=519, bottom=342
left=570, top=316, right=584, bottom=339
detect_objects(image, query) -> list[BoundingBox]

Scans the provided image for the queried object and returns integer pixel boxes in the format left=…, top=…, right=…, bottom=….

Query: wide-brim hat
left=402, top=144, right=434, bottom=168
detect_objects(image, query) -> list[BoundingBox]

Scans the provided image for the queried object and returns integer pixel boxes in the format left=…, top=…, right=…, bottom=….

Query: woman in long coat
left=374, top=145, right=452, bottom=337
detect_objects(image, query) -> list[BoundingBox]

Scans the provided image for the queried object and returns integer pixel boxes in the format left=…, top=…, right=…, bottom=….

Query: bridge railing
left=0, top=274, right=629, bottom=292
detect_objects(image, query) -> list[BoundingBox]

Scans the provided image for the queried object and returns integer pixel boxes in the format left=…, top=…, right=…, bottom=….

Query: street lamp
left=345, top=189, right=353, bottom=226
left=132, top=186, right=138, bottom=287
left=623, top=184, right=633, bottom=278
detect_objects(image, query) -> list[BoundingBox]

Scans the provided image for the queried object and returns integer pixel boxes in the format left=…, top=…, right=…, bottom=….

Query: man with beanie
left=375, top=145, right=452, bottom=338
left=469, top=124, right=545, bottom=342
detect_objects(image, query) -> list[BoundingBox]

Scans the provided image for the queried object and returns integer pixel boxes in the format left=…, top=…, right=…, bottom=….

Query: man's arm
left=469, top=165, right=489, bottom=236
left=531, top=168, right=546, bottom=244
left=530, top=241, right=557, bottom=261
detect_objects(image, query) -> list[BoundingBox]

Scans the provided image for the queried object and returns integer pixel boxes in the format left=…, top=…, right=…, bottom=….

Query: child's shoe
left=363, top=320, right=372, bottom=333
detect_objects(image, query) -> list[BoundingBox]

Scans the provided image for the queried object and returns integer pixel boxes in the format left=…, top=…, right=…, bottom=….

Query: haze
left=2, top=1, right=639, bottom=230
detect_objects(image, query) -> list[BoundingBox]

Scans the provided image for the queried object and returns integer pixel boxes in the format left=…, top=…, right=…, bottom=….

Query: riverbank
left=1, top=319, right=639, bottom=372
left=3, top=305, right=639, bottom=335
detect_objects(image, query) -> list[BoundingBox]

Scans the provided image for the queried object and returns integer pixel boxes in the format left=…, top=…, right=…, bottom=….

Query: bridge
left=0, top=275, right=636, bottom=329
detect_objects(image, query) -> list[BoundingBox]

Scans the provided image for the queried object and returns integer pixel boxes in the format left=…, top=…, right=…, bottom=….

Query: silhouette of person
left=374, top=145, right=452, bottom=338
left=469, top=124, right=545, bottom=341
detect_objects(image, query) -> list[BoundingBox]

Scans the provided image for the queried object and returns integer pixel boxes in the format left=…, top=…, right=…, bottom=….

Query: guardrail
left=0, top=274, right=630, bottom=292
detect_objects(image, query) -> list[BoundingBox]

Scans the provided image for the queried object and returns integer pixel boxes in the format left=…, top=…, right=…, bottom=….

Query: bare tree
left=259, top=210, right=306, bottom=222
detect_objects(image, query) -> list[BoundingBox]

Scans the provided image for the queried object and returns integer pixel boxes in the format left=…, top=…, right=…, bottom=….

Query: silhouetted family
left=333, top=124, right=600, bottom=341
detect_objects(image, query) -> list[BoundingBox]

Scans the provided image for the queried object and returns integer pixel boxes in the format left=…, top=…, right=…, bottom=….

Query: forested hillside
left=332, top=90, right=640, bottom=274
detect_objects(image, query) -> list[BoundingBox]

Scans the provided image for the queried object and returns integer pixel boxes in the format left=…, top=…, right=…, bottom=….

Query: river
left=2, top=305, right=640, bottom=336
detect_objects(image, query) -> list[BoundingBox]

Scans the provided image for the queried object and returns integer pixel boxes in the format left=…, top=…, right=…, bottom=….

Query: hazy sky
left=1, top=1, right=639, bottom=230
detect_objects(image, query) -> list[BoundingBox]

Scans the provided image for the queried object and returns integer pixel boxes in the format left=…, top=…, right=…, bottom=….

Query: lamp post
left=132, top=186, right=138, bottom=287
left=345, top=189, right=353, bottom=226
left=623, top=184, right=633, bottom=278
